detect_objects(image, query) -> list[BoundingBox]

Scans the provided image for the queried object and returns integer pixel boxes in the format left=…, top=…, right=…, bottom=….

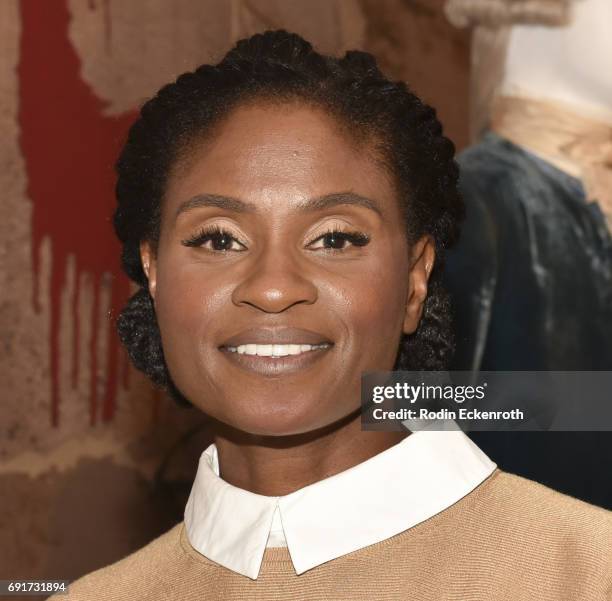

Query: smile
left=225, top=343, right=331, bottom=357
left=219, top=343, right=334, bottom=376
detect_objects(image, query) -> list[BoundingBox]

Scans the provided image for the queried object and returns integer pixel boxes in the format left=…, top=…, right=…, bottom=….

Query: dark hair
left=113, top=30, right=464, bottom=407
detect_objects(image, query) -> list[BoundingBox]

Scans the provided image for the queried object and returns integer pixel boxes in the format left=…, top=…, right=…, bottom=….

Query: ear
left=403, top=235, right=435, bottom=335
left=139, top=240, right=158, bottom=301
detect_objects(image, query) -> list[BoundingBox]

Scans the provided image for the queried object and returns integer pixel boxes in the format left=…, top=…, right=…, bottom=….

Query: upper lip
left=219, top=327, right=333, bottom=348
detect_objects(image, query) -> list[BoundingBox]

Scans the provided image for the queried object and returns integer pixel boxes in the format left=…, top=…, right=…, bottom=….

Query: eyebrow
left=174, top=191, right=384, bottom=221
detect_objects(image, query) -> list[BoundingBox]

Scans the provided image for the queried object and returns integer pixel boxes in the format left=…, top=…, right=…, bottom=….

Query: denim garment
left=444, top=131, right=612, bottom=371
left=443, top=132, right=612, bottom=509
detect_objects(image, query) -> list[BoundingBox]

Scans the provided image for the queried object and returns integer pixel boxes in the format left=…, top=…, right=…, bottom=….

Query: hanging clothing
left=443, top=130, right=612, bottom=509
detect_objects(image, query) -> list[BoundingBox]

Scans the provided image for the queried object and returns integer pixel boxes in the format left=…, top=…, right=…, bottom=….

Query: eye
left=181, top=226, right=247, bottom=252
left=307, top=229, right=370, bottom=251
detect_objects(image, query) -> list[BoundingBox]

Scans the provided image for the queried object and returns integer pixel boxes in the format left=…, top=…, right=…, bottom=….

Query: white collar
left=184, top=429, right=496, bottom=580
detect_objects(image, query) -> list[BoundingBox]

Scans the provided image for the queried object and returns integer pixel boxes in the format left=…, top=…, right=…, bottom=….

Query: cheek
left=153, top=258, right=227, bottom=361
left=325, top=249, right=409, bottom=362
left=153, top=238, right=409, bottom=379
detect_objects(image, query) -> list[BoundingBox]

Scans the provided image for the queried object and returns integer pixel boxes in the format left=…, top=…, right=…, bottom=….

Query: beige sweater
left=48, top=470, right=612, bottom=600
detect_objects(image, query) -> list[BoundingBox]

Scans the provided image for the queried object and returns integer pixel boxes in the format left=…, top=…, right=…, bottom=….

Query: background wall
left=0, top=0, right=470, bottom=594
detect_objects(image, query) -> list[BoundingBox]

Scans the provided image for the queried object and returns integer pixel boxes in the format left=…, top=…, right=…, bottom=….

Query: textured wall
left=0, top=0, right=469, bottom=591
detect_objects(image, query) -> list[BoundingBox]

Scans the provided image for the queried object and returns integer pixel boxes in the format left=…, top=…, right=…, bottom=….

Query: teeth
left=227, top=343, right=330, bottom=357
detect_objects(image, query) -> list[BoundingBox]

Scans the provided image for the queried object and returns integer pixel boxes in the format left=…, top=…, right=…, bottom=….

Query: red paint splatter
left=18, top=0, right=137, bottom=426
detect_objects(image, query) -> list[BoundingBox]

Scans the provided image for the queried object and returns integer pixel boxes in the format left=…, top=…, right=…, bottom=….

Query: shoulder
left=475, top=470, right=612, bottom=590
left=489, top=470, right=612, bottom=526
left=482, top=470, right=612, bottom=541
left=46, top=522, right=189, bottom=600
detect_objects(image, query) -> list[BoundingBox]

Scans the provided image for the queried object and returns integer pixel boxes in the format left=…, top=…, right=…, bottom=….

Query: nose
left=231, top=245, right=318, bottom=313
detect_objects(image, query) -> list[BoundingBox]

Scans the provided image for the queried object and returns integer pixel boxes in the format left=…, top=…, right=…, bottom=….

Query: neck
left=212, top=412, right=409, bottom=496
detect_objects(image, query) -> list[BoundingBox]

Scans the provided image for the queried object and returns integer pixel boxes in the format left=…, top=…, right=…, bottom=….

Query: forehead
left=163, top=100, right=399, bottom=218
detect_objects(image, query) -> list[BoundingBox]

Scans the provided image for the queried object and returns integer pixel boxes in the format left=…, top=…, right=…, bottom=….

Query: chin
left=230, top=408, right=324, bottom=438
left=212, top=400, right=361, bottom=440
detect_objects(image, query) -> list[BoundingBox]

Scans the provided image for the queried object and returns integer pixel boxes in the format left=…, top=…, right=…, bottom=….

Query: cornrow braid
left=113, top=30, right=465, bottom=406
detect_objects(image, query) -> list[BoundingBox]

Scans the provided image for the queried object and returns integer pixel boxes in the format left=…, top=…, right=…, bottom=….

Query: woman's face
left=141, top=101, right=434, bottom=436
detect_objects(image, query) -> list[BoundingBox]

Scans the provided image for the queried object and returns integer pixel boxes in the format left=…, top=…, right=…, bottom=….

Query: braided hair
left=113, top=30, right=465, bottom=407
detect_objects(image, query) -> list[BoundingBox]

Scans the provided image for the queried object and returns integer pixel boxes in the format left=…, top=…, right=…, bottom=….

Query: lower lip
left=218, top=345, right=334, bottom=376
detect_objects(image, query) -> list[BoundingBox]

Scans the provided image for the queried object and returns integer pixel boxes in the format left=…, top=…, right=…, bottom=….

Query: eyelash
left=181, top=225, right=370, bottom=253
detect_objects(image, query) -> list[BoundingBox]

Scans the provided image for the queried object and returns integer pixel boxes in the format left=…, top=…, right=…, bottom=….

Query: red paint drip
left=18, top=0, right=137, bottom=426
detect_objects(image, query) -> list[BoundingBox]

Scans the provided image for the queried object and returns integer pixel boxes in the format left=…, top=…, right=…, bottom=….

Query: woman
left=51, top=30, right=611, bottom=600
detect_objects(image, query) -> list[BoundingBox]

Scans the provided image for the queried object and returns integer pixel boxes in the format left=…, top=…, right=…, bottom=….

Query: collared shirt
left=184, top=429, right=497, bottom=580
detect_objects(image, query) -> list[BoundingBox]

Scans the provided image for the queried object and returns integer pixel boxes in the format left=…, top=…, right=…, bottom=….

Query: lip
left=219, top=327, right=333, bottom=348
left=219, top=344, right=333, bottom=377
left=218, top=327, right=334, bottom=377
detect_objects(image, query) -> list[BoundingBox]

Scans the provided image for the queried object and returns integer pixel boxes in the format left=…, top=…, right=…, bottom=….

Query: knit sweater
left=48, top=470, right=612, bottom=600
